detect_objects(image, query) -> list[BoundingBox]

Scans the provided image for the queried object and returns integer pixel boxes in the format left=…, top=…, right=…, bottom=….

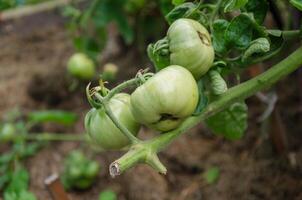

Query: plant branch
left=22, top=133, right=86, bottom=141
left=282, top=30, right=301, bottom=40
left=209, top=0, right=223, bottom=32
left=110, top=45, right=302, bottom=177
left=104, top=79, right=139, bottom=101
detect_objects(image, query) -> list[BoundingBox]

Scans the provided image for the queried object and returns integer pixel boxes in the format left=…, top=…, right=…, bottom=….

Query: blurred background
left=0, top=0, right=301, bottom=199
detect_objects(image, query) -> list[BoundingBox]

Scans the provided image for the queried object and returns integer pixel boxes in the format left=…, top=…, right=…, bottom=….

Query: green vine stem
left=104, top=72, right=153, bottom=101
left=209, top=0, right=223, bottom=32
left=109, top=45, right=302, bottom=177
left=20, top=133, right=86, bottom=141
left=281, top=30, right=301, bottom=40
left=94, top=92, right=141, bottom=144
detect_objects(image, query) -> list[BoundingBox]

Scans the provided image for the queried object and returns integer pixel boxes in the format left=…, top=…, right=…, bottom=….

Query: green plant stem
left=110, top=45, right=302, bottom=177
left=282, top=30, right=301, bottom=40
left=21, top=133, right=86, bottom=141
left=94, top=93, right=140, bottom=144
left=209, top=0, right=223, bottom=31
left=104, top=78, right=139, bottom=101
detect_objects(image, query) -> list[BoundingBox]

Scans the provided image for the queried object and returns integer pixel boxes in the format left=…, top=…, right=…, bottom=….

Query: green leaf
left=212, top=19, right=230, bottom=54
left=203, top=167, right=220, bottom=184
left=172, top=0, right=185, bottom=6
left=92, top=0, right=134, bottom=44
left=27, top=110, right=78, bottom=126
left=165, top=2, right=196, bottom=24
left=73, top=36, right=101, bottom=60
left=209, top=70, right=228, bottom=96
left=223, top=0, right=248, bottom=12
left=244, top=0, right=268, bottom=24
left=158, top=0, right=174, bottom=16
left=242, top=33, right=284, bottom=65
left=206, top=102, right=248, bottom=140
left=225, top=14, right=253, bottom=49
left=290, top=0, right=302, bottom=11
left=225, top=13, right=267, bottom=50
left=242, top=37, right=270, bottom=62
left=147, top=39, right=170, bottom=71
left=193, top=79, right=208, bottom=116
left=165, top=2, right=208, bottom=26
left=99, top=190, right=117, bottom=200
left=5, top=168, right=29, bottom=194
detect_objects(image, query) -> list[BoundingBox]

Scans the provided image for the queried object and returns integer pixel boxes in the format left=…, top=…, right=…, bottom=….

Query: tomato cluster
left=85, top=18, right=214, bottom=150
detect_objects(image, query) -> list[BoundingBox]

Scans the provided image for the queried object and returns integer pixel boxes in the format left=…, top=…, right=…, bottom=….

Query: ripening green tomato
left=0, top=123, right=15, bottom=142
left=130, top=65, right=199, bottom=132
left=167, top=18, right=215, bottom=79
left=85, top=93, right=140, bottom=150
left=67, top=53, right=95, bottom=80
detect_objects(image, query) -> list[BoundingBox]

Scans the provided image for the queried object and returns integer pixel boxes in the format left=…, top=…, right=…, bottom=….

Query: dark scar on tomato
left=197, top=31, right=211, bottom=46
left=159, top=113, right=179, bottom=121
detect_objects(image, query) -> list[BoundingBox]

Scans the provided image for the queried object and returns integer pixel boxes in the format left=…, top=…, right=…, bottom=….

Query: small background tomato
left=67, top=53, right=96, bottom=80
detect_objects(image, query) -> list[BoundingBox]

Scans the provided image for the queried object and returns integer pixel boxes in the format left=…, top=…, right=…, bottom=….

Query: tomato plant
left=83, top=0, right=302, bottom=178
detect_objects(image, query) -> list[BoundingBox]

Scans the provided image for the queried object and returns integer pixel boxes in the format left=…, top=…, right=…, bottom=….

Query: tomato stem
left=20, top=133, right=86, bottom=141
left=104, top=72, right=153, bottom=101
left=94, top=93, right=141, bottom=144
left=209, top=0, right=223, bottom=32
left=111, top=45, right=302, bottom=176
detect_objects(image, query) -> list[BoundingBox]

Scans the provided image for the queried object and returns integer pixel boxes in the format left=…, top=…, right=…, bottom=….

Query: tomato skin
left=67, top=53, right=95, bottom=80
left=130, top=65, right=199, bottom=132
left=85, top=93, right=140, bottom=150
left=167, top=18, right=215, bottom=80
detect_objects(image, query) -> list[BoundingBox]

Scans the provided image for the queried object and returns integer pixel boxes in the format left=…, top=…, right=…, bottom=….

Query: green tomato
left=167, top=18, right=215, bottom=79
left=85, top=93, right=140, bottom=150
left=130, top=65, right=199, bottom=132
left=102, top=63, right=118, bottom=82
left=0, top=123, right=15, bottom=142
left=67, top=53, right=95, bottom=80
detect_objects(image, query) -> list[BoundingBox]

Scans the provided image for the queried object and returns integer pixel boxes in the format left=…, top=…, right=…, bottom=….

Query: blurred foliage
left=0, top=0, right=49, bottom=11
left=61, top=150, right=100, bottom=190
left=62, top=0, right=173, bottom=60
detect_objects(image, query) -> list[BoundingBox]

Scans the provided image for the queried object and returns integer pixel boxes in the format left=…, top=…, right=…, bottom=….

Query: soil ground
left=0, top=11, right=301, bottom=200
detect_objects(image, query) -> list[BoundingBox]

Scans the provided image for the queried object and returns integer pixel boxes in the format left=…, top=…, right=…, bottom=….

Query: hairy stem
left=209, top=0, right=223, bottom=32
left=110, top=46, right=302, bottom=176
left=282, top=30, right=301, bottom=40
left=94, top=93, right=140, bottom=144
left=22, top=133, right=86, bottom=141
left=104, top=78, right=139, bottom=101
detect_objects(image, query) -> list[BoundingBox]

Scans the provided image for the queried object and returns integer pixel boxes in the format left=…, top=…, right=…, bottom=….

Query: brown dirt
left=0, top=12, right=302, bottom=200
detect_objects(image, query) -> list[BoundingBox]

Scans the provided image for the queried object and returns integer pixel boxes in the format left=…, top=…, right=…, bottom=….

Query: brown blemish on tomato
left=197, top=31, right=211, bottom=46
